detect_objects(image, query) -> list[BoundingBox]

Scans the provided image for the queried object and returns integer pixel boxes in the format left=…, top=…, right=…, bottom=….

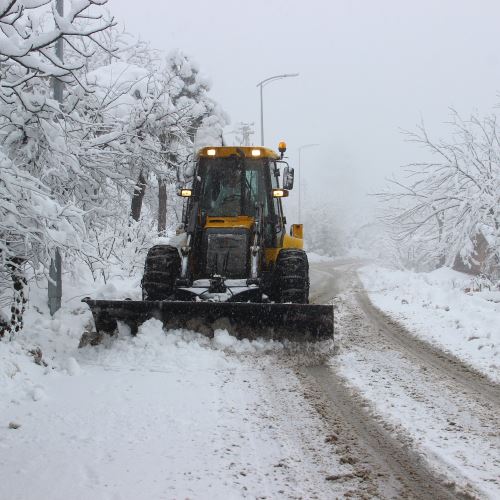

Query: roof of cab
left=197, top=146, right=280, bottom=160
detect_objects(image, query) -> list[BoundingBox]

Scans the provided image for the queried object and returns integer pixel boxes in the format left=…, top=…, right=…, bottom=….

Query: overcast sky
left=110, top=0, right=500, bottom=222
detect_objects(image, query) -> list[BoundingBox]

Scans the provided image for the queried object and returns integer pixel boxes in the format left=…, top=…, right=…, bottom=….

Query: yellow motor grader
left=84, top=143, right=333, bottom=341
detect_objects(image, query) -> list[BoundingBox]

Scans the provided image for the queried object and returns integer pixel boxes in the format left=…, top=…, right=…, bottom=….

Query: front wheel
left=141, top=245, right=181, bottom=300
left=272, top=249, right=309, bottom=303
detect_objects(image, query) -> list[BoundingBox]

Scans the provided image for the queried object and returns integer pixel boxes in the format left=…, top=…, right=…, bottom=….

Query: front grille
left=203, top=229, right=249, bottom=278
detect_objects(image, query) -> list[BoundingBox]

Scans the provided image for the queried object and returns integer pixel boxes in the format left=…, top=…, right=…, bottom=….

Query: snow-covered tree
left=378, top=111, right=500, bottom=274
left=303, top=202, right=347, bottom=257
left=0, top=0, right=113, bottom=88
left=0, top=0, right=114, bottom=337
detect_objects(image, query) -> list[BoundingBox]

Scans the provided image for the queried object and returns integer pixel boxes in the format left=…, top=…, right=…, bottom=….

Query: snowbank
left=359, top=265, right=500, bottom=382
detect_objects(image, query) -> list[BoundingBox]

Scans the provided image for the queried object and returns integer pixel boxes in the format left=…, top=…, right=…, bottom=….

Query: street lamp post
left=256, top=73, right=299, bottom=146
left=298, top=143, right=319, bottom=224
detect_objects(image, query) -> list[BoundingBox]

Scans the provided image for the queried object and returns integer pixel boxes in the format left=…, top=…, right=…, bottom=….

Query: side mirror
left=283, top=166, right=294, bottom=190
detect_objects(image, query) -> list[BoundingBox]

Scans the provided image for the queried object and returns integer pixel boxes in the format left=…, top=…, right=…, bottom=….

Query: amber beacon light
left=278, top=141, right=287, bottom=158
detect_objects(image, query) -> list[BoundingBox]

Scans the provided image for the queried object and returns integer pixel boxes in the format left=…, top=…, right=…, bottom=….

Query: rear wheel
left=141, top=245, right=181, bottom=300
left=272, top=249, right=309, bottom=303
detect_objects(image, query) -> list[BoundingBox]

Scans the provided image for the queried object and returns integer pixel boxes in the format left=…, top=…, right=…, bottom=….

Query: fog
left=111, top=0, right=500, bottom=224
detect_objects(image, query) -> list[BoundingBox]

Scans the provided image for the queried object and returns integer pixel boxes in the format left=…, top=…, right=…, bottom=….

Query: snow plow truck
left=83, top=143, right=333, bottom=342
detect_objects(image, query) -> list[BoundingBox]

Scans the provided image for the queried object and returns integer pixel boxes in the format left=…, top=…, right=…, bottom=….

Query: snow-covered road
left=312, top=260, right=500, bottom=499
left=1, top=260, right=499, bottom=499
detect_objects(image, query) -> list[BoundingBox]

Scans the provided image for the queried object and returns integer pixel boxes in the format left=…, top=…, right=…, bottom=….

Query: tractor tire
left=141, top=245, right=181, bottom=301
left=273, top=249, right=309, bottom=304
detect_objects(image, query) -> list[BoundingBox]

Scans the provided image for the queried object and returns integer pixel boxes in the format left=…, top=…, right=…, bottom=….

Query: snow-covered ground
left=1, top=325, right=295, bottom=499
left=0, top=272, right=347, bottom=500
left=359, top=265, right=500, bottom=383
left=306, top=251, right=336, bottom=264
left=3, top=260, right=499, bottom=498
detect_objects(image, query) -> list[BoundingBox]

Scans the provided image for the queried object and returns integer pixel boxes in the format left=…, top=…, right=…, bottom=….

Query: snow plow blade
left=82, top=299, right=333, bottom=342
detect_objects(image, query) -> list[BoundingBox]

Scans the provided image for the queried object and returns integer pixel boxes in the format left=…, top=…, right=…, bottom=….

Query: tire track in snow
left=355, top=286, right=500, bottom=407
left=300, top=363, right=463, bottom=499
left=306, top=261, right=498, bottom=498
left=313, top=261, right=500, bottom=407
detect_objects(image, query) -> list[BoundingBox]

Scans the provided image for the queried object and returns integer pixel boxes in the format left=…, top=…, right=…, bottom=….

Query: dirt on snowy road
left=299, top=260, right=500, bottom=499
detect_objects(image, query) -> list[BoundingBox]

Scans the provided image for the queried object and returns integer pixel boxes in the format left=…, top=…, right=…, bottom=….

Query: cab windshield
left=199, top=157, right=266, bottom=217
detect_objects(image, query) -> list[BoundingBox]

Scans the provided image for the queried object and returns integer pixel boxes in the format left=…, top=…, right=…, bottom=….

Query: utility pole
left=240, top=122, right=254, bottom=146
left=49, top=0, right=64, bottom=316
left=230, top=122, right=255, bottom=146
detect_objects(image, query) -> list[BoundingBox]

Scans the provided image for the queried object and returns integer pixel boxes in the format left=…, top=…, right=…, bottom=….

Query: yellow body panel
left=264, top=233, right=304, bottom=264
left=204, top=216, right=254, bottom=230
left=264, top=248, right=280, bottom=264
left=198, top=146, right=279, bottom=160
left=283, top=233, right=304, bottom=250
